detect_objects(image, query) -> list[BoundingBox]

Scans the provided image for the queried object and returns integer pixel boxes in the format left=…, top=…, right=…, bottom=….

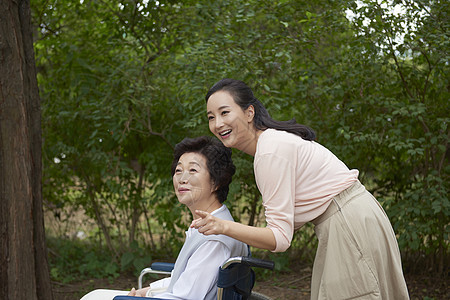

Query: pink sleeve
left=254, top=153, right=295, bottom=252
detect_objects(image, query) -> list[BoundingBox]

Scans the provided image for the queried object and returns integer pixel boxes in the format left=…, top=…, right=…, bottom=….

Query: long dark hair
left=171, top=136, right=236, bottom=203
left=205, top=78, right=316, bottom=141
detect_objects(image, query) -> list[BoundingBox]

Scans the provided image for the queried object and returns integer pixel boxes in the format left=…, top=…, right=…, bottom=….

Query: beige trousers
left=311, top=181, right=410, bottom=300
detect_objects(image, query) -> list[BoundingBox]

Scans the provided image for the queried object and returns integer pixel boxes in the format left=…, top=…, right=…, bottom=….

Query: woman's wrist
left=222, top=219, right=231, bottom=235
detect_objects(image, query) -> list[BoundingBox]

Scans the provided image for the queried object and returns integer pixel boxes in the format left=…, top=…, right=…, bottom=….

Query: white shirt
left=147, top=205, right=235, bottom=299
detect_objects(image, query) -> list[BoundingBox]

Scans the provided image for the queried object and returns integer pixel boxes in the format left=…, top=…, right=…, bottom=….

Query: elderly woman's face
left=172, top=152, right=215, bottom=209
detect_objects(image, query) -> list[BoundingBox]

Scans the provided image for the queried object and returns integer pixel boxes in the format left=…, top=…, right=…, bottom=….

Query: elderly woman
left=81, top=136, right=247, bottom=300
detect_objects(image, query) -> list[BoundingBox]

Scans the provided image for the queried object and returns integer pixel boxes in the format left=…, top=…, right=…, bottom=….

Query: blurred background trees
left=30, top=0, right=448, bottom=282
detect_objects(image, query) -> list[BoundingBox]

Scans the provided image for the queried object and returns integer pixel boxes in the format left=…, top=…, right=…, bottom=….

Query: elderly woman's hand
left=128, top=287, right=150, bottom=297
left=191, top=210, right=228, bottom=235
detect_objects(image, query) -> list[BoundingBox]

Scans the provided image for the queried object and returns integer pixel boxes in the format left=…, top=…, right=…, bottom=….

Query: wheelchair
left=113, top=253, right=275, bottom=300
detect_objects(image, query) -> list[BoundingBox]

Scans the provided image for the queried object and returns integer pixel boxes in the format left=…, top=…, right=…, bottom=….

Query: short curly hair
left=171, top=136, right=236, bottom=203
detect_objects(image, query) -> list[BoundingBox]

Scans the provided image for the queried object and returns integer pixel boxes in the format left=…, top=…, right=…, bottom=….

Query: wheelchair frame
left=130, top=255, right=275, bottom=300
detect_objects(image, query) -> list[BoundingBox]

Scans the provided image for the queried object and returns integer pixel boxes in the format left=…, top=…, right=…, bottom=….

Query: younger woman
left=192, top=78, right=409, bottom=299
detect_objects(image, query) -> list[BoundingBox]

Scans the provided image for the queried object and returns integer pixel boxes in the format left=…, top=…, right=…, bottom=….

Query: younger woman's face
left=172, top=152, right=215, bottom=210
left=206, top=91, right=254, bottom=151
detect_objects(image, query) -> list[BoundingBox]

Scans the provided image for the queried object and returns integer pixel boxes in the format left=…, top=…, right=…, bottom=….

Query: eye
left=221, top=110, right=229, bottom=116
left=189, top=168, right=198, bottom=173
left=175, top=168, right=182, bottom=173
left=208, top=115, right=214, bottom=121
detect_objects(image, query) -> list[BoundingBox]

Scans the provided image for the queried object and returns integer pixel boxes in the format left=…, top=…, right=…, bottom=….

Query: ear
left=245, top=105, right=255, bottom=122
left=210, top=180, right=218, bottom=193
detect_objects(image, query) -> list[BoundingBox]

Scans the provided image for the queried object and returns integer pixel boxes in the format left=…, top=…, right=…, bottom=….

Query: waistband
left=311, top=180, right=365, bottom=226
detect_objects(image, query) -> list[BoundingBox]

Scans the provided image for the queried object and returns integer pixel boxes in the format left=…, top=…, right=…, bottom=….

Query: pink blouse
left=254, top=129, right=358, bottom=252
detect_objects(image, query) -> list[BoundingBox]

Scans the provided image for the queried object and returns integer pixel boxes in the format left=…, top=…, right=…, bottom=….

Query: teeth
left=220, top=130, right=231, bottom=136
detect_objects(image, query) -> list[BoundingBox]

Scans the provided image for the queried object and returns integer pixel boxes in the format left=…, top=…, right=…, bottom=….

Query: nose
left=214, top=115, right=224, bottom=130
left=179, top=171, right=189, bottom=183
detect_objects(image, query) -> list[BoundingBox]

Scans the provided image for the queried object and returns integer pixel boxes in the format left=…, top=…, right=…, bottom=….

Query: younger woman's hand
left=191, top=210, right=226, bottom=235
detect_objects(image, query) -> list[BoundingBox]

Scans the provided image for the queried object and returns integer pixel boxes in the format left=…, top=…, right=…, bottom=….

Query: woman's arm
left=191, top=210, right=276, bottom=251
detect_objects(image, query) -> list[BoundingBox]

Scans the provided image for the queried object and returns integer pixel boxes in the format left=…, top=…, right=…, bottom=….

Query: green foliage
left=47, top=237, right=120, bottom=283
left=32, top=0, right=449, bottom=279
left=252, top=251, right=292, bottom=281
left=120, top=241, right=153, bottom=274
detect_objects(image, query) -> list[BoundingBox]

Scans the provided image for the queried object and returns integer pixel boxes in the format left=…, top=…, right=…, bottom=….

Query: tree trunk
left=87, top=184, right=120, bottom=261
left=129, top=163, right=145, bottom=245
left=0, top=1, right=53, bottom=299
left=248, top=191, right=260, bottom=226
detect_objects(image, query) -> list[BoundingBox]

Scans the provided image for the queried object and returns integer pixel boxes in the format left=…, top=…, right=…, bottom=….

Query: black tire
left=249, top=291, right=273, bottom=300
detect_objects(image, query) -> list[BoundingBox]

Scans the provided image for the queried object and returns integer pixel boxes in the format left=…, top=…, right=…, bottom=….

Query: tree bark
left=0, top=1, right=53, bottom=299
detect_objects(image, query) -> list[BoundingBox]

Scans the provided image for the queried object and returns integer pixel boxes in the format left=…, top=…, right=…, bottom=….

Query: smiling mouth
left=178, top=188, right=190, bottom=192
left=219, top=129, right=232, bottom=137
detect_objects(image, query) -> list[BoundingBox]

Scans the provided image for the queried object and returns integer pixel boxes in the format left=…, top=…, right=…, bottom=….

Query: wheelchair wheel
left=249, top=291, right=273, bottom=300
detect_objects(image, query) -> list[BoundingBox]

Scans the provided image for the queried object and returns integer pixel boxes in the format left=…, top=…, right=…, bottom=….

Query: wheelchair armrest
left=138, top=262, right=174, bottom=289
left=221, top=256, right=275, bottom=270
left=241, top=256, right=275, bottom=270
left=150, top=262, right=175, bottom=273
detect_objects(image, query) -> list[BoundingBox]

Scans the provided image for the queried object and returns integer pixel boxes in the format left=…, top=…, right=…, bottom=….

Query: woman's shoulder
left=207, top=206, right=247, bottom=249
left=212, top=204, right=234, bottom=221
left=257, top=129, right=311, bottom=155
left=260, top=128, right=310, bottom=144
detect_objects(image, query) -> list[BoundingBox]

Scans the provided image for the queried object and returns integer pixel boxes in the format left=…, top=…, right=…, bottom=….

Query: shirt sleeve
left=147, top=276, right=172, bottom=295
left=254, top=153, right=296, bottom=252
left=152, top=240, right=231, bottom=299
